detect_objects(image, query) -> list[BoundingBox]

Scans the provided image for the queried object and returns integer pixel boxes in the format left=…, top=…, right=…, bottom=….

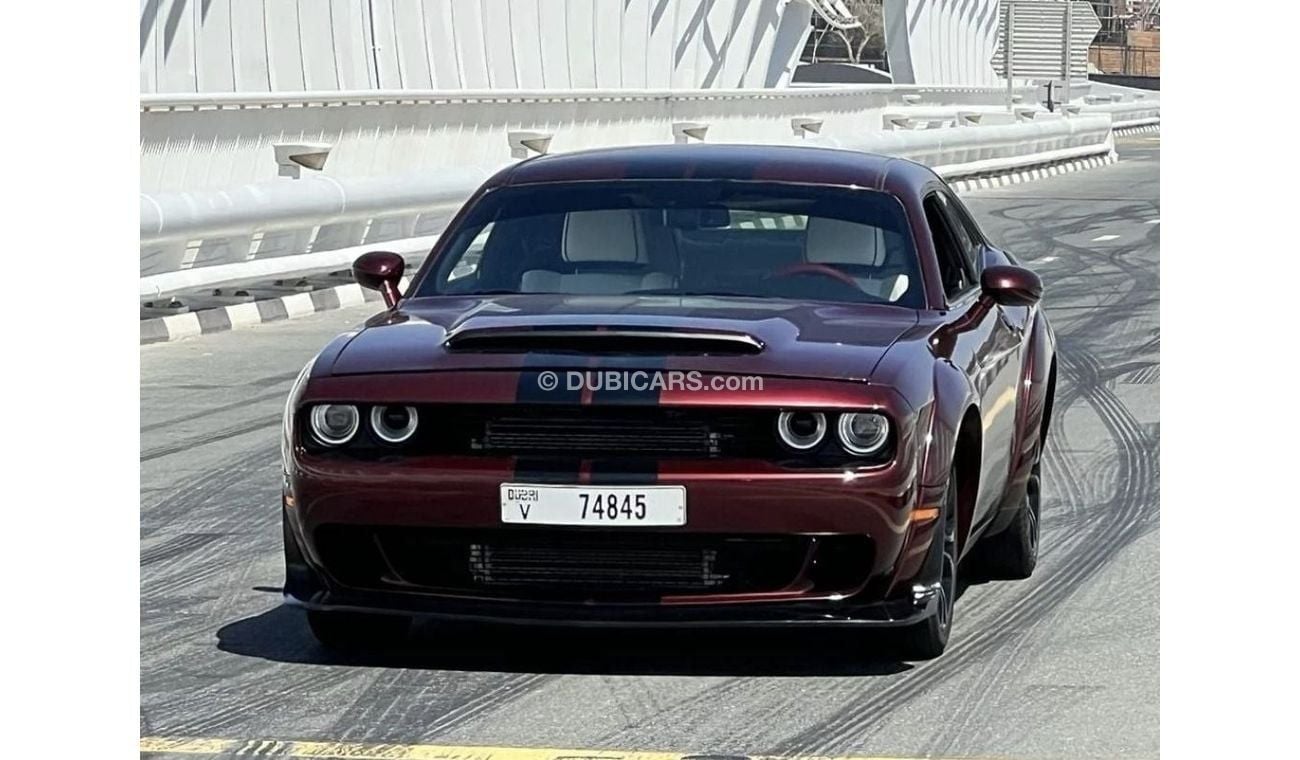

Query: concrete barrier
left=140, top=85, right=1043, bottom=194
left=1078, top=99, right=1162, bottom=129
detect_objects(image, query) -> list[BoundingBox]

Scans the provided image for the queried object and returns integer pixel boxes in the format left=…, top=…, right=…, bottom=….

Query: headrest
left=563, top=210, right=643, bottom=264
left=804, top=217, right=885, bottom=266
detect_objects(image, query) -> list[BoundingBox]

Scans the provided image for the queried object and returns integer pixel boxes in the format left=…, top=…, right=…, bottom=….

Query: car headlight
left=309, top=404, right=360, bottom=447
left=837, top=412, right=890, bottom=455
left=370, top=405, right=419, bottom=444
left=777, top=411, right=827, bottom=451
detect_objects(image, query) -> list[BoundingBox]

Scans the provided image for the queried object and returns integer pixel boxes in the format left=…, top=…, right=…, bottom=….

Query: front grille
left=483, top=414, right=719, bottom=456
left=467, top=537, right=729, bottom=590
left=474, top=407, right=771, bottom=458
left=314, top=526, right=815, bottom=600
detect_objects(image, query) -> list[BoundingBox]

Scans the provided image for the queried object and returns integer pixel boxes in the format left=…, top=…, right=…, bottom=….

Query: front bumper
left=283, top=456, right=941, bottom=628
left=283, top=572, right=939, bottom=629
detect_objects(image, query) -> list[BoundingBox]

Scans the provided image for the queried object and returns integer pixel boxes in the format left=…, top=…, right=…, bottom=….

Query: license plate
left=500, top=483, right=686, bottom=526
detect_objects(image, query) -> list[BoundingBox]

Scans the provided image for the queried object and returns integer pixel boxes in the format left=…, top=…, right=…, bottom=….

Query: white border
left=1163, top=4, right=1300, bottom=757
left=7, top=2, right=137, bottom=759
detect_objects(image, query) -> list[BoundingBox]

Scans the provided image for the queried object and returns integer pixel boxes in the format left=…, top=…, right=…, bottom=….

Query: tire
left=895, top=466, right=960, bottom=660
left=306, top=610, right=410, bottom=652
left=975, top=462, right=1041, bottom=580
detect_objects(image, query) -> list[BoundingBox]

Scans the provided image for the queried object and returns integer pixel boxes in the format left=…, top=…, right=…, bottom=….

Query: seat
left=520, top=210, right=674, bottom=294
left=803, top=217, right=910, bottom=302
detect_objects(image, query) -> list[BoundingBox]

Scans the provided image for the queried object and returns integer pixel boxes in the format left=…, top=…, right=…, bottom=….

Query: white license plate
left=500, top=483, right=686, bottom=526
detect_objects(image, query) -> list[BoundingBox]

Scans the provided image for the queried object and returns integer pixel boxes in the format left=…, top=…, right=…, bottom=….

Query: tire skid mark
left=141, top=532, right=226, bottom=567
left=142, top=443, right=278, bottom=533
left=332, top=672, right=559, bottom=741
left=919, top=606, right=1063, bottom=756
left=140, top=384, right=294, bottom=434
left=774, top=345, right=1155, bottom=755
left=597, top=677, right=780, bottom=746
left=148, top=667, right=360, bottom=736
left=141, top=414, right=282, bottom=462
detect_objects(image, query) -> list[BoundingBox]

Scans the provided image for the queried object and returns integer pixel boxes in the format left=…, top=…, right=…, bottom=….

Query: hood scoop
left=443, top=326, right=765, bottom=355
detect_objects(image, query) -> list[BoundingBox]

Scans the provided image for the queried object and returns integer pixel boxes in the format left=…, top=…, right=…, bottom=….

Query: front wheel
left=895, top=467, right=959, bottom=660
left=306, top=610, right=410, bottom=652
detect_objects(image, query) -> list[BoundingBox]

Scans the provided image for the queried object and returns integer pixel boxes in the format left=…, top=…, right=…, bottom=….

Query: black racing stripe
left=512, top=456, right=583, bottom=485
left=588, top=458, right=660, bottom=486
left=515, top=354, right=583, bottom=405
left=589, top=356, right=668, bottom=406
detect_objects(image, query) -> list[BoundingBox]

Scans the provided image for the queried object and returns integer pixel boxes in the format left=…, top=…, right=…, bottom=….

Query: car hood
left=329, top=294, right=919, bottom=383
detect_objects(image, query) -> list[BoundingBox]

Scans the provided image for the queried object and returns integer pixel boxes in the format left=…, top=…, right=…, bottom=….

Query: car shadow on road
left=216, top=602, right=915, bottom=677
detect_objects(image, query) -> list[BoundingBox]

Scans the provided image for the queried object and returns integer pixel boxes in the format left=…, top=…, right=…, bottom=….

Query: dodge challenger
left=281, top=144, right=1055, bottom=659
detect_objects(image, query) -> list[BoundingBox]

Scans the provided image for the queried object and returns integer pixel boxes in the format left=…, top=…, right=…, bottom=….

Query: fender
left=888, top=359, right=978, bottom=596
left=919, top=358, right=979, bottom=490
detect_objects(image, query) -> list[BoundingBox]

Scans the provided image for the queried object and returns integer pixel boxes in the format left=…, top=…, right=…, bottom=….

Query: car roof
left=500, top=143, right=937, bottom=196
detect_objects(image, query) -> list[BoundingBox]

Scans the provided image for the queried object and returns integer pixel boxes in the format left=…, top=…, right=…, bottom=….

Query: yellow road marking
left=139, top=737, right=963, bottom=760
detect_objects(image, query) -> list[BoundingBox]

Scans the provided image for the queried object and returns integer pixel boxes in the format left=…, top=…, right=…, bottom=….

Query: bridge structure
left=139, top=0, right=1159, bottom=339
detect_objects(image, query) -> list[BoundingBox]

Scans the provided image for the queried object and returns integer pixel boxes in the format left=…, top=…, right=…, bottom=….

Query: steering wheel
left=769, top=262, right=862, bottom=290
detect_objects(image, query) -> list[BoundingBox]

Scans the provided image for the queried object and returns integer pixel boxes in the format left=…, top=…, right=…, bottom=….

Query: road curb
left=140, top=278, right=411, bottom=345
left=949, top=151, right=1120, bottom=193
left=1114, top=122, right=1161, bottom=136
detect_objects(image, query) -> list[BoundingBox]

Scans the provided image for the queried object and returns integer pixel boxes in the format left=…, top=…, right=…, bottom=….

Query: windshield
left=419, top=180, right=923, bottom=308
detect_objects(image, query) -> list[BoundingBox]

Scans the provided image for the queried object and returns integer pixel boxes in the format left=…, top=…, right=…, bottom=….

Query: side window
left=923, top=194, right=977, bottom=300
left=935, top=192, right=983, bottom=277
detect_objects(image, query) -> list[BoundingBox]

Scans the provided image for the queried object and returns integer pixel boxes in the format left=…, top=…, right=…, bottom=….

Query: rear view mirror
left=981, top=265, right=1042, bottom=307
left=664, top=207, right=731, bottom=230
left=353, top=251, right=405, bottom=308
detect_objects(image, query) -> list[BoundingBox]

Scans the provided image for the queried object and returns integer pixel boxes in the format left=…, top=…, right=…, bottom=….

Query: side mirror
left=981, top=265, right=1042, bottom=307
left=353, top=251, right=405, bottom=308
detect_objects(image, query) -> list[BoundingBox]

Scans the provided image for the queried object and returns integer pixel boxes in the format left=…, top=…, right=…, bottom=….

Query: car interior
left=433, top=200, right=921, bottom=308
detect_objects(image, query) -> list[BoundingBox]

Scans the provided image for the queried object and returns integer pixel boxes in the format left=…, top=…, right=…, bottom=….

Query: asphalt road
left=141, top=134, right=1160, bottom=759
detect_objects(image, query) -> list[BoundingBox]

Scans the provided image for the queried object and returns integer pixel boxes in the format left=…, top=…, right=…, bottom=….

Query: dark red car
left=281, top=145, right=1055, bottom=659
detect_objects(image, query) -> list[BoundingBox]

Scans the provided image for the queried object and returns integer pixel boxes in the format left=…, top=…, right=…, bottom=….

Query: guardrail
left=1078, top=98, right=1161, bottom=129
left=814, top=113, right=1115, bottom=180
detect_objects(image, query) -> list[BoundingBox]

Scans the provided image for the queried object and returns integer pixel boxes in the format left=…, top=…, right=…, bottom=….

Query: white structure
left=140, top=0, right=814, bottom=93
left=883, top=0, right=1003, bottom=86
left=138, top=0, right=1154, bottom=311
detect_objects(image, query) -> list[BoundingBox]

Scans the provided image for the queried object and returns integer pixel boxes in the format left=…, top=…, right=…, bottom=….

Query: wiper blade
left=628, top=289, right=760, bottom=298
left=442, top=289, right=536, bottom=296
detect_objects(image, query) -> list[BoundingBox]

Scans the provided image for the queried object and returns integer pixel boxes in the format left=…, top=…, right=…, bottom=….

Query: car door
left=924, top=191, right=1024, bottom=529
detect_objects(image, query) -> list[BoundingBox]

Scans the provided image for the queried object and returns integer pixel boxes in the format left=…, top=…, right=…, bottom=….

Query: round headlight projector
left=370, top=405, right=419, bottom=444
left=837, top=412, right=889, bottom=455
left=777, top=411, right=827, bottom=450
left=309, top=404, right=360, bottom=447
